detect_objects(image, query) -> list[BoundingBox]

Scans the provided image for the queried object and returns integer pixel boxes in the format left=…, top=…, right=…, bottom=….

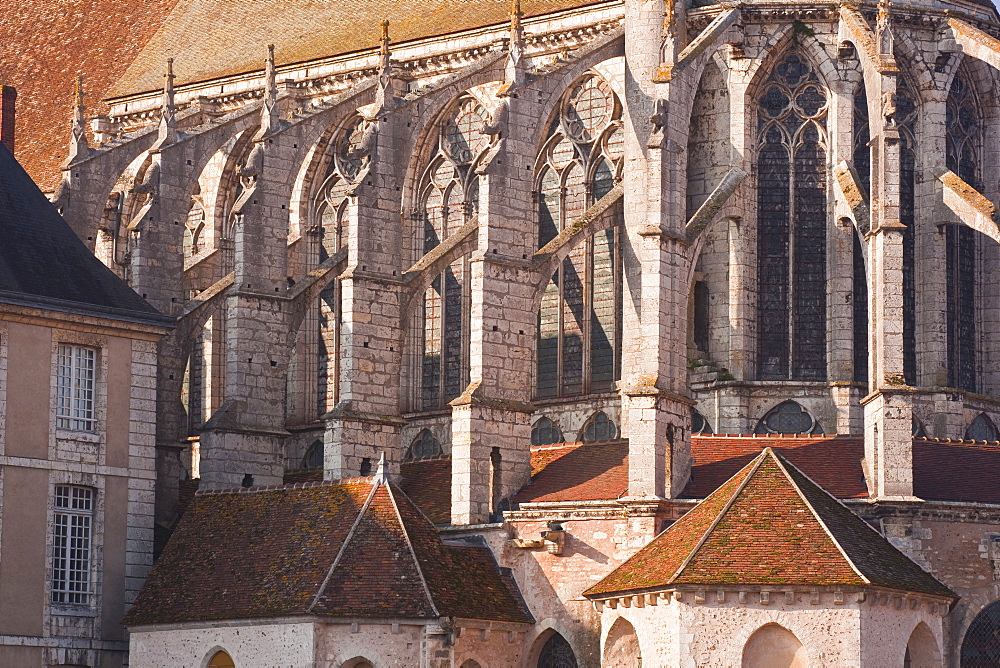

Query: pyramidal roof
left=0, top=143, right=166, bottom=324
left=584, top=448, right=954, bottom=600
left=125, top=475, right=532, bottom=626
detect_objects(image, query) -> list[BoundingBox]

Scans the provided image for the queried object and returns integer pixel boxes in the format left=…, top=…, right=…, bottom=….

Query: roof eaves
left=385, top=483, right=441, bottom=618
left=668, top=450, right=768, bottom=584
left=0, top=291, right=174, bottom=329
left=306, top=480, right=380, bottom=613
left=769, top=448, right=872, bottom=586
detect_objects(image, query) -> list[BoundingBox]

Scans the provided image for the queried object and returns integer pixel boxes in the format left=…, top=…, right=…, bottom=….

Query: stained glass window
left=946, top=72, right=980, bottom=393
left=408, top=429, right=444, bottom=460
left=535, top=74, right=624, bottom=399
left=756, top=51, right=828, bottom=381
left=754, top=400, right=822, bottom=435
left=965, top=413, right=999, bottom=442
left=538, top=632, right=578, bottom=668
left=531, top=417, right=564, bottom=446
left=962, top=600, right=1000, bottom=666
left=417, top=95, right=488, bottom=409
left=582, top=411, right=618, bottom=442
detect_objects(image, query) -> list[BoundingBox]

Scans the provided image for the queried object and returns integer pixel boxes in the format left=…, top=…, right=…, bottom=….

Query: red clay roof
left=0, top=0, right=180, bottom=190
left=584, top=449, right=955, bottom=599
left=126, top=478, right=531, bottom=626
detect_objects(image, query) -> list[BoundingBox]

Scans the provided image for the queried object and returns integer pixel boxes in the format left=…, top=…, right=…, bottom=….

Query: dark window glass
left=407, top=430, right=443, bottom=460
left=962, top=600, right=1000, bottom=666
left=692, top=410, right=713, bottom=435
left=693, top=281, right=710, bottom=353
left=538, top=632, right=578, bottom=668
left=965, top=414, right=999, bottom=442
left=754, top=401, right=821, bottom=435
left=531, top=418, right=564, bottom=446
left=583, top=411, right=618, bottom=442
left=756, top=51, right=828, bottom=381
left=303, top=440, right=324, bottom=469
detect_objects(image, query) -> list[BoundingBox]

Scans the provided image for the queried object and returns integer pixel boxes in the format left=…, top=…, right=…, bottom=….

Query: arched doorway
left=207, top=651, right=235, bottom=668
left=962, top=600, right=1000, bottom=666
left=604, top=617, right=641, bottom=667
left=537, top=631, right=578, bottom=668
left=903, top=622, right=940, bottom=667
left=742, top=623, right=807, bottom=668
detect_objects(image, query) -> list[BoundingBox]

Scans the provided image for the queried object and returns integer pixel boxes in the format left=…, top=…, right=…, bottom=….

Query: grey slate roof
left=0, top=143, right=167, bottom=324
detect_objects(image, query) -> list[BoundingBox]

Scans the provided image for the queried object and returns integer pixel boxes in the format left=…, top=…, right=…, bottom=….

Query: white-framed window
left=52, top=485, right=94, bottom=605
left=56, top=345, right=96, bottom=431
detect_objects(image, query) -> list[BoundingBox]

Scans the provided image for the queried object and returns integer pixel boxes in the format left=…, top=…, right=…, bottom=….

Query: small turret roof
left=584, top=448, right=955, bottom=600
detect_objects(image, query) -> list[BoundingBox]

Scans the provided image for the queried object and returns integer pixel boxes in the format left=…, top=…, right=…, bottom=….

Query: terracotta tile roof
left=584, top=449, right=955, bottom=599
left=513, top=441, right=628, bottom=504
left=682, top=435, right=868, bottom=499
left=398, top=458, right=453, bottom=524
left=0, top=143, right=166, bottom=322
left=0, top=0, right=180, bottom=190
left=914, top=438, right=1000, bottom=505
left=126, top=477, right=531, bottom=626
left=110, top=0, right=601, bottom=97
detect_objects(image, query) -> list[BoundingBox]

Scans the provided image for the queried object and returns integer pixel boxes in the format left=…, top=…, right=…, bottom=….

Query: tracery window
left=962, top=600, right=1000, bottom=666
left=536, top=74, right=624, bottom=399
left=853, top=84, right=918, bottom=385
left=303, top=439, right=324, bottom=469
left=531, top=417, right=563, bottom=446
left=407, top=429, right=444, bottom=460
left=755, top=51, right=829, bottom=381
left=946, top=72, right=980, bottom=393
left=538, top=632, right=578, bottom=668
left=692, top=409, right=713, bottom=435
left=416, top=95, right=490, bottom=409
left=582, top=411, right=618, bottom=443
left=754, top=400, right=822, bottom=435
left=313, top=116, right=368, bottom=415
left=965, top=413, right=999, bottom=442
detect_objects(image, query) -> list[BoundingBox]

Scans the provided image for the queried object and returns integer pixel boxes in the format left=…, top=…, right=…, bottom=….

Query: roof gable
left=585, top=449, right=954, bottom=599
left=126, top=477, right=532, bottom=627
left=0, top=143, right=163, bottom=321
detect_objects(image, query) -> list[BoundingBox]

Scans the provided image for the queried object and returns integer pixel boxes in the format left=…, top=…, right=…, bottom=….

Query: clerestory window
left=755, top=51, right=829, bottom=381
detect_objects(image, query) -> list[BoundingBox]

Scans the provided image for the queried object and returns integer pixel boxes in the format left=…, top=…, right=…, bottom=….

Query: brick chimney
left=0, top=86, right=16, bottom=154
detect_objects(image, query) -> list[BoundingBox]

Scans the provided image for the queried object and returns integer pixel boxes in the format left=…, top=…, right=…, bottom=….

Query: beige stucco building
left=0, top=142, right=170, bottom=666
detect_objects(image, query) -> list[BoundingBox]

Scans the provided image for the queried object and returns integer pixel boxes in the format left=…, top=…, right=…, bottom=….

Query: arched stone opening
left=962, top=599, right=1000, bottom=666
left=603, top=617, right=641, bottom=667
left=903, top=622, right=940, bottom=668
left=206, top=650, right=235, bottom=668
left=741, top=623, right=808, bottom=668
left=531, top=629, right=579, bottom=668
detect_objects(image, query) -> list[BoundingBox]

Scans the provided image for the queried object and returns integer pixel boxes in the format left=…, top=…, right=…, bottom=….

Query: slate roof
left=125, top=477, right=532, bottom=626
left=0, top=143, right=166, bottom=323
left=584, top=449, right=956, bottom=599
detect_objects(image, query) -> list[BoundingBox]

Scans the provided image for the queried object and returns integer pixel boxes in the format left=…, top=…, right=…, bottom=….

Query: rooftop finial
left=66, top=75, right=89, bottom=165
left=380, top=20, right=391, bottom=59
left=371, top=20, right=397, bottom=116
left=502, top=0, right=526, bottom=93
left=254, top=44, right=279, bottom=140
left=876, top=0, right=893, bottom=55
left=152, top=58, right=178, bottom=149
left=373, top=452, right=389, bottom=484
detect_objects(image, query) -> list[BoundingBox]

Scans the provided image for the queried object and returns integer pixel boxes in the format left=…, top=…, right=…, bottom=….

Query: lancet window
left=535, top=74, right=624, bottom=399
left=945, top=71, right=980, bottom=393
left=755, top=51, right=829, bottom=381
left=853, top=82, right=918, bottom=384
left=417, top=95, right=491, bottom=409
left=312, top=116, right=368, bottom=415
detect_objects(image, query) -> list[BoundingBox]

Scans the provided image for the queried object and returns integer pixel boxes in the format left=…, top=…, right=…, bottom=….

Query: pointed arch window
left=538, top=631, right=578, bottom=668
left=416, top=95, right=490, bottom=410
left=531, top=417, right=563, bottom=446
left=313, top=116, right=368, bottom=416
left=754, top=400, right=822, bottom=435
left=965, top=413, right=999, bottom=442
left=756, top=51, right=829, bottom=381
left=962, top=600, right=1000, bottom=665
left=407, top=429, right=444, bottom=461
left=303, top=439, right=324, bottom=469
left=536, top=74, right=624, bottom=399
left=946, top=72, right=980, bottom=393
left=582, top=411, right=618, bottom=443
left=692, top=409, right=713, bottom=435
